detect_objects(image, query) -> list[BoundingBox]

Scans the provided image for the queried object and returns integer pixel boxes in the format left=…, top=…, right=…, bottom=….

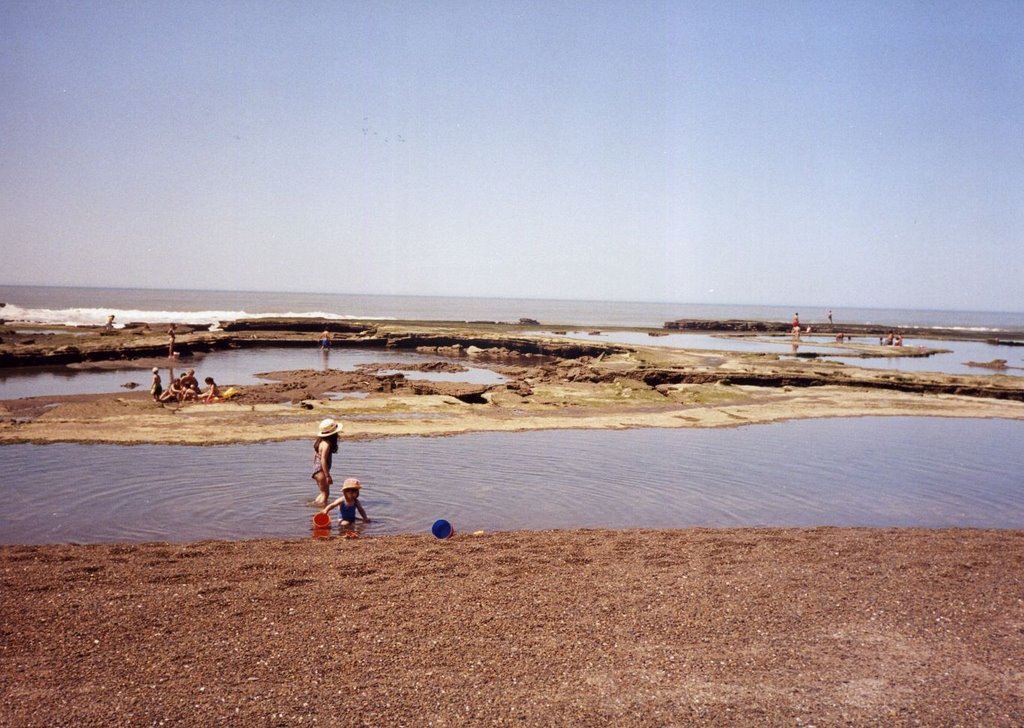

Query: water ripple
left=2, top=417, right=1022, bottom=544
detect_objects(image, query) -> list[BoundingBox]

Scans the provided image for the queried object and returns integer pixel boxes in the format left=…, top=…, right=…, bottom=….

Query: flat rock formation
left=2, top=319, right=1022, bottom=445
left=664, top=318, right=1024, bottom=341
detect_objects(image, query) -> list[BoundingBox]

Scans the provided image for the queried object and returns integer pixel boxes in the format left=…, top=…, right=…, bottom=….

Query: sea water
left=4, top=284, right=1024, bottom=331
left=0, top=418, right=1021, bottom=544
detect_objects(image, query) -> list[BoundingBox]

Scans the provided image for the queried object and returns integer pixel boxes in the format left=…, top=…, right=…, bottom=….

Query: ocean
left=3, top=285, right=1024, bottom=331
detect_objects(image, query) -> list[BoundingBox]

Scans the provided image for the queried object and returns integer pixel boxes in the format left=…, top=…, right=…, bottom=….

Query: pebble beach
left=2, top=528, right=1023, bottom=726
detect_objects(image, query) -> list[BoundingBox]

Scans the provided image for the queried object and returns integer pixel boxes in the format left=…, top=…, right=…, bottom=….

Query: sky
left=2, top=1, right=1022, bottom=311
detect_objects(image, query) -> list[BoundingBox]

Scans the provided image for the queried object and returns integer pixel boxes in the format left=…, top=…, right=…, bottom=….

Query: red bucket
left=312, top=512, right=331, bottom=528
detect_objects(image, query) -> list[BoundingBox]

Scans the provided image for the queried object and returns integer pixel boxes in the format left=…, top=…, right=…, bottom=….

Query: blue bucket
left=431, top=519, right=454, bottom=539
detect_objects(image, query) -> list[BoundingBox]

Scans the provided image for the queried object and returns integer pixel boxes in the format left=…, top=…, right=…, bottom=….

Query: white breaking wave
left=0, top=304, right=395, bottom=329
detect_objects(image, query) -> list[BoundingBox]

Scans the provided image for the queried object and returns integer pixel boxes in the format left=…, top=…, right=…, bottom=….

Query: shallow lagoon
left=0, top=347, right=505, bottom=400
left=1, top=417, right=1021, bottom=544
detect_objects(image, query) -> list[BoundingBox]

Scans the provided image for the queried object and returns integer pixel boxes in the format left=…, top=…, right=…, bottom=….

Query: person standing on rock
left=312, top=418, right=342, bottom=506
left=167, top=325, right=176, bottom=359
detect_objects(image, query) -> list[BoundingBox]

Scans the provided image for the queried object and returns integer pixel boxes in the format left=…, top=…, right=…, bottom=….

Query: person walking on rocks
left=311, top=418, right=342, bottom=506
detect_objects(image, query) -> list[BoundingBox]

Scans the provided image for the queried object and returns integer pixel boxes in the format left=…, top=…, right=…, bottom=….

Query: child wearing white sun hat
left=311, top=418, right=343, bottom=506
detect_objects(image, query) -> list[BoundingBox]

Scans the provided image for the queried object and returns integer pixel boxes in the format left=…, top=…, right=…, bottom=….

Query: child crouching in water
left=321, top=478, right=370, bottom=527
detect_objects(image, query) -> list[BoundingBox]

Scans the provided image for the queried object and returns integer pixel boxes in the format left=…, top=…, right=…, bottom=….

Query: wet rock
left=375, top=374, right=405, bottom=392
left=219, top=318, right=369, bottom=334
left=504, top=380, right=534, bottom=396
left=965, top=359, right=1008, bottom=370
left=409, top=381, right=489, bottom=403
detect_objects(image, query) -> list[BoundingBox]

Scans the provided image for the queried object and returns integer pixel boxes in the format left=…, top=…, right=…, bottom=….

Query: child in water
left=320, top=478, right=370, bottom=527
left=312, top=418, right=341, bottom=506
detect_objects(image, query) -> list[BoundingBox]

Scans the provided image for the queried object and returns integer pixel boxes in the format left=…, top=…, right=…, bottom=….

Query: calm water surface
left=0, top=347, right=505, bottom=400
left=1, top=418, right=1021, bottom=544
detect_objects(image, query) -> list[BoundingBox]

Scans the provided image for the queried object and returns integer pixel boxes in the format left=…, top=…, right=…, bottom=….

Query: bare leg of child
left=312, top=472, right=329, bottom=506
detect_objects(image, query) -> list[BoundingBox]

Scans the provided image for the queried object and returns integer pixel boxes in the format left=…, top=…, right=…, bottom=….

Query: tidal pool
left=0, top=347, right=505, bottom=400
left=1, top=417, right=1021, bottom=544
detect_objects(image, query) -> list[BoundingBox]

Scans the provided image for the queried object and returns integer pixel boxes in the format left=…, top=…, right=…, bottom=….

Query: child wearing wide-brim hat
left=311, top=418, right=343, bottom=506
left=321, top=478, right=370, bottom=527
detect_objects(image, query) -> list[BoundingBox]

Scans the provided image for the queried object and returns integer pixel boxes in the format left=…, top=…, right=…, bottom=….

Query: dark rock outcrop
left=219, top=318, right=372, bottom=334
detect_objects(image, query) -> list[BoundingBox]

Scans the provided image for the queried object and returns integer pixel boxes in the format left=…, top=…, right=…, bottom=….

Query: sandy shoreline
left=2, top=528, right=1022, bottom=726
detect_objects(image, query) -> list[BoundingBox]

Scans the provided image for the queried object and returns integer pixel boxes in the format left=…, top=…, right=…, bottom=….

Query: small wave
left=0, top=304, right=396, bottom=328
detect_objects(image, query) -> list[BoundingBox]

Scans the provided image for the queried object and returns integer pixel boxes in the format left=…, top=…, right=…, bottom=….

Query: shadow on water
left=1, top=418, right=1022, bottom=544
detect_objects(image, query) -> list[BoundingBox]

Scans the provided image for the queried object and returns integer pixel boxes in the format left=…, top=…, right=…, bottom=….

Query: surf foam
left=0, top=304, right=394, bottom=329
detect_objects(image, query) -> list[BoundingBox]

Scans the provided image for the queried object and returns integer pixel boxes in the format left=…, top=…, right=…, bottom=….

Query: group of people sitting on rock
left=150, top=367, right=223, bottom=404
left=880, top=332, right=904, bottom=347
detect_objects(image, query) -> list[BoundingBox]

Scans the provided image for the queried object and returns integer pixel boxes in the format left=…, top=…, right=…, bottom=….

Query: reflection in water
left=1, top=417, right=1021, bottom=544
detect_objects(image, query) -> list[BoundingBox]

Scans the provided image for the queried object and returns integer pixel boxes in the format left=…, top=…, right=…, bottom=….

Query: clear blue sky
left=2, top=1, right=1022, bottom=311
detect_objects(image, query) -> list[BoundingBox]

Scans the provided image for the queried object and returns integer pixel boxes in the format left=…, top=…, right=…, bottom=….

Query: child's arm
left=321, top=496, right=346, bottom=515
left=356, top=500, right=370, bottom=523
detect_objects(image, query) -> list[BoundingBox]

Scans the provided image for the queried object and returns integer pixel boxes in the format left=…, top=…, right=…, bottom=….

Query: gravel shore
left=2, top=528, right=1022, bottom=726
